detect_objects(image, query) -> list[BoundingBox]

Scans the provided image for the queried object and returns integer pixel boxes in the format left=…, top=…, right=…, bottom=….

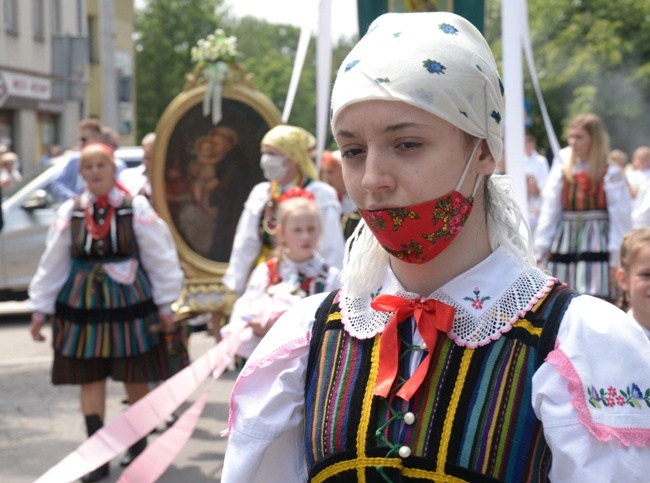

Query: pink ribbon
left=34, top=328, right=244, bottom=483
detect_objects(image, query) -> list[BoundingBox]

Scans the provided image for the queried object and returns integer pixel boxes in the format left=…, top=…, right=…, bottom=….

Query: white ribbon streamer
left=282, top=2, right=316, bottom=123
left=202, top=61, right=230, bottom=125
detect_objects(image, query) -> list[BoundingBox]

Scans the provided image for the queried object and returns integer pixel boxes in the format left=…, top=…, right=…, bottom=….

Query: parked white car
left=0, top=147, right=142, bottom=300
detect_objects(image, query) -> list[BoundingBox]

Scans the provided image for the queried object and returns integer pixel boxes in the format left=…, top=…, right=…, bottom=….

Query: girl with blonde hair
left=535, top=112, right=632, bottom=299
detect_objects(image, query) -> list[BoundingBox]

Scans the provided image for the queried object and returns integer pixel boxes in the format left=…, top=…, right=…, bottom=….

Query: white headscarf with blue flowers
left=330, top=11, right=505, bottom=163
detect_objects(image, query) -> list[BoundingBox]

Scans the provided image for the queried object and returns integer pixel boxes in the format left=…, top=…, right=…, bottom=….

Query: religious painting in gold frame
left=151, top=81, right=281, bottom=314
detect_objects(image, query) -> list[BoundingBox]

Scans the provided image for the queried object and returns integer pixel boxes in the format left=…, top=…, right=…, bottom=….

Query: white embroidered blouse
left=221, top=180, right=345, bottom=297
left=534, top=146, right=632, bottom=266
left=28, top=187, right=184, bottom=314
left=221, top=248, right=650, bottom=482
left=220, top=254, right=340, bottom=358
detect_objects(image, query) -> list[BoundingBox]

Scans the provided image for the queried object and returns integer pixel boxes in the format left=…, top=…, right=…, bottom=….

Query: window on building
left=0, top=110, right=15, bottom=154
left=4, top=0, right=18, bottom=34
left=37, top=112, right=59, bottom=164
left=51, top=0, right=61, bottom=35
left=33, top=0, right=45, bottom=40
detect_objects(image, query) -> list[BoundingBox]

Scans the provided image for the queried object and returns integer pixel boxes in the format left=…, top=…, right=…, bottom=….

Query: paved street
left=0, top=303, right=235, bottom=483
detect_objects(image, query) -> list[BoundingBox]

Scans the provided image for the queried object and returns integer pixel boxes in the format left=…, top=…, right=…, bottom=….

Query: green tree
left=136, top=3, right=356, bottom=144
left=135, top=0, right=227, bottom=139
left=487, top=0, right=650, bottom=153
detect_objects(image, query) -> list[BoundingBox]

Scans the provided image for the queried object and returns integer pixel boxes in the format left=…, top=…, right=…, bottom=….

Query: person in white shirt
left=616, top=227, right=650, bottom=339
left=28, top=143, right=183, bottom=481
left=534, top=113, right=632, bottom=300
left=320, top=149, right=361, bottom=239
left=626, top=146, right=650, bottom=201
left=119, top=132, right=156, bottom=198
left=214, top=125, right=344, bottom=339
left=523, top=132, right=550, bottom=233
left=221, top=194, right=340, bottom=357
left=222, top=12, right=650, bottom=482
left=0, top=151, right=22, bottom=189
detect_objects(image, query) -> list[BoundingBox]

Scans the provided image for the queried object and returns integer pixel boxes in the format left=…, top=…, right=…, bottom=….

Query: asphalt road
left=0, top=303, right=234, bottom=483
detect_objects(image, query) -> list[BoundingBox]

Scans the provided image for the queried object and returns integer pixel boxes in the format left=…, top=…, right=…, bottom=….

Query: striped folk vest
left=304, top=282, right=576, bottom=482
left=560, top=174, right=607, bottom=212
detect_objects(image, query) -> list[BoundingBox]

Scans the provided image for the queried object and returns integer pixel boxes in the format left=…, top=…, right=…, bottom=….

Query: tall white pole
left=502, top=0, right=528, bottom=216
left=100, top=0, right=118, bottom=129
left=315, top=0, right=332, bottom=167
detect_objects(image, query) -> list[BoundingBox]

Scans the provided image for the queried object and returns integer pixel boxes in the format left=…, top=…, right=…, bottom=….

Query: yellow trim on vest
left=512, top=318, right=542, bottom=337
left=437, top=348, right=474, bottom=473
left=326, top=312, right=342, bottom=323
left=312, top=457, right=470, bottom=483
left=355, top=334, right=382, bottom=482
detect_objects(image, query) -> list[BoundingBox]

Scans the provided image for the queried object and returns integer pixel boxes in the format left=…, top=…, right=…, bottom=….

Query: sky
left=134, top=0, right=360, bottom=40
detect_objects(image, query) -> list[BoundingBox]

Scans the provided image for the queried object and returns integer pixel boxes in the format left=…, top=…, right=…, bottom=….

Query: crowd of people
left=19, top=9, right=650, bottom=483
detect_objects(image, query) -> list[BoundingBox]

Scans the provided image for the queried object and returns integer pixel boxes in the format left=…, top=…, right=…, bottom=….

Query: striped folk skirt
left=547, top=210, right=610, bottom=299
left=50, top=258, right=177, bottom=385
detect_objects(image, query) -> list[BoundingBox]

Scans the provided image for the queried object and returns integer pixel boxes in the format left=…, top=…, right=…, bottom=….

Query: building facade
left=0, top=0, right=135, bottom=176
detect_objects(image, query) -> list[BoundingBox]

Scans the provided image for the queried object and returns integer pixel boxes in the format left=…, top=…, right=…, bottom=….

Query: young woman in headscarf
left=221, top=125, right=345, bottom=299
left=222, top=12, right=650, bottom=482
left=28, top=143, right=184, bottom=481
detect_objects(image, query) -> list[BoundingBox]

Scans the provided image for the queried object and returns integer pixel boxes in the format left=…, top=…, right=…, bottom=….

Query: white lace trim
left=340, top=265, right=555, bottom=347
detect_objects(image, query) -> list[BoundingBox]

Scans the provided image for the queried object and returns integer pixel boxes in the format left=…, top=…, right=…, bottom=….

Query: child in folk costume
left=534, top=113, right=632, bottom=300
left=28, top=143, right=184, bottom=482
left=221, top=190, right=340, bottom=358
left=616, top=227, right=650, bottom=340
left=221, top=125, right=344, bottom=299
left=222, top=12, right=650, bottom=482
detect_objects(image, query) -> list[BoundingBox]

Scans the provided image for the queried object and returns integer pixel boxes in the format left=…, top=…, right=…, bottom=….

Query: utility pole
left=99, top=0, right=118, bottom=129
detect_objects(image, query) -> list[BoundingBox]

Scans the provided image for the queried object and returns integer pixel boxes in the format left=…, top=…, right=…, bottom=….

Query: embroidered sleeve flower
left=463, top=287, right=491, bottom=310
left=587, top=383, right=650, bottom=409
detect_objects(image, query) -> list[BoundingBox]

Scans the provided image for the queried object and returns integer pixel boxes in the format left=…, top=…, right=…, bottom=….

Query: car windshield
left=1, top=164, right=54, bottom=202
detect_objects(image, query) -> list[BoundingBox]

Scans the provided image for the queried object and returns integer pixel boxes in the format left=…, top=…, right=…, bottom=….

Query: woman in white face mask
left=222, top=11, right=650, bottom=483
left=219, top=124, right=345, bottom=314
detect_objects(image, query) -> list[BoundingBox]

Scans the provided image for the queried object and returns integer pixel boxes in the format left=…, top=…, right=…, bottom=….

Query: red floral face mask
left=359, top=142, right=482, bottom=264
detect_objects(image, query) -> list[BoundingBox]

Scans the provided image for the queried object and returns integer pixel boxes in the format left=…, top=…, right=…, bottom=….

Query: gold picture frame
left=151, top=81, right=281, bottom=314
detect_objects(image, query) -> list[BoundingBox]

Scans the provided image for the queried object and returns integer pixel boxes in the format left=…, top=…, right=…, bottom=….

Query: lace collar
left=79, top=186, right=126, bottom=209
left=278, top=253, right=326, bottom=279
left=339, top=248, right=556, bottom=348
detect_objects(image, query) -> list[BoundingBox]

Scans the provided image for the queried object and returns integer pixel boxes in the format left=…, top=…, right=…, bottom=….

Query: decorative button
left=398, top=446, right=411, bottom=458
left=98, top=208, right=105, bottom=214
left=420, top=342, right=427, bottom=351
left=403, top=412, right=416, bottom=425
left=98, top=219, right=105, bottom=225
left=98, top=250, right=104, bottom=256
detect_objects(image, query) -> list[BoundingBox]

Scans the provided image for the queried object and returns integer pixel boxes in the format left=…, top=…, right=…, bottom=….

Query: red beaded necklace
left=84, top=196, right=115, bottom=240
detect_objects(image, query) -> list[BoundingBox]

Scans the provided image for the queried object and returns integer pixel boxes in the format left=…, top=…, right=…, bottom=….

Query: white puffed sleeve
left=632, top=180, right=650, bottom=229
left=221, top=182, right=269, bottom=296
left=533, top=152, right=566, bottom=261
left=533, top=295, right=650, bottom=481
left=306, top=180, right=344, bottom=270
left=27, top=199, right=75, bottom=314
left=132, top=195, right=183, bottom=306
left=604, top=165, right=632, bottom=266
left=221, top=293, right=329, bottom=483
left=220, top=262, right=271, bottom=358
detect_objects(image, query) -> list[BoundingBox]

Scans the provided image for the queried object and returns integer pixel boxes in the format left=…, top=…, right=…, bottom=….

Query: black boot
left=81, top=414, right=109, bottom=482
left=120, top=436, right=147, bottom=467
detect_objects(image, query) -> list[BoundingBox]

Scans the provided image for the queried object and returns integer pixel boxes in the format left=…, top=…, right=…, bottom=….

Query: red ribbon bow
left=370, top=294, right=455, bottom=401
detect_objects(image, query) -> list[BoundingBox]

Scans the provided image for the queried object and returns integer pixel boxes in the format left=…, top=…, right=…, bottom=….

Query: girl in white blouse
left=221, top=193, right=340, bottom=358
left=223, top=12, right=650, bottom=483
